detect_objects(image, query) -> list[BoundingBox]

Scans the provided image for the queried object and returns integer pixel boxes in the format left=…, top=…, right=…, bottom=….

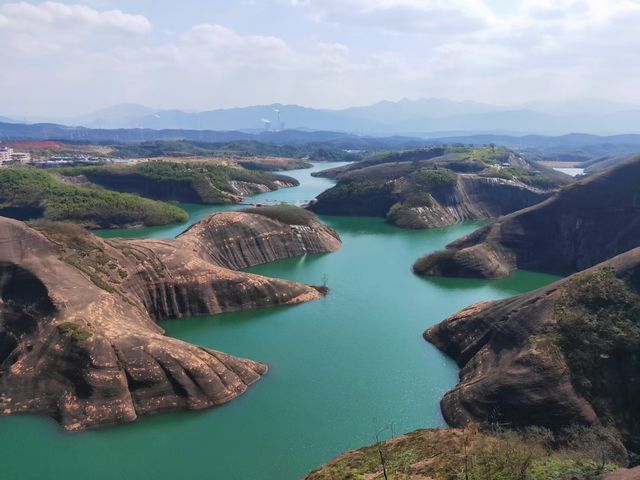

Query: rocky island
left=0, top=206, right=340, bottom=430
left=309, top=146, right=568, bottom=229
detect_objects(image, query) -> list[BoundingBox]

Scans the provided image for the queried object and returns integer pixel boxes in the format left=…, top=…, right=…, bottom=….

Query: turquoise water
left=0, top=163, right=559, bottom=480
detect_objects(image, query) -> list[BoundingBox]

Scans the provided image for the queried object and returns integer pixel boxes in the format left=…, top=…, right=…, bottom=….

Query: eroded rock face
left=389, top=175, right=552, bottom=229
left=178, top=210, right=341, bottom=270
left=414, top=156, right=640, bottom=278
left=425, top=247, right=640, bottom=453
left=0, top=211, right=341, bottom=430
left=309, top=148, right=564, bottom=229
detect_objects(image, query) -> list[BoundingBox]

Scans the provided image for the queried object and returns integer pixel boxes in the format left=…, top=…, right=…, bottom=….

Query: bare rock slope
left=0, top=209, right=340, bottom=430
left=414, top=156, right=640, bottom=278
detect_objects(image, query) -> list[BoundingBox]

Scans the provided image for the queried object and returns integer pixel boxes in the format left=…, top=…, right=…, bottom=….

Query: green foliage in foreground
left=304, top=426, right=624, bottom=480
left=555, top=267, right=640, bottom=446
left=0, top=167, right=188, bottom=228
left=244, top=205, right=318, bottom=226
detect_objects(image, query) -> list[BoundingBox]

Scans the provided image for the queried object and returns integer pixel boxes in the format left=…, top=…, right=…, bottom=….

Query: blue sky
left=1, top=0, right=639, bottom=116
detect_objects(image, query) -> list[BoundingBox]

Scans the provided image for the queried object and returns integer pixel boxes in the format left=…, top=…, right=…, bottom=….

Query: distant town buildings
left=0, top=145, right=31, bottom=166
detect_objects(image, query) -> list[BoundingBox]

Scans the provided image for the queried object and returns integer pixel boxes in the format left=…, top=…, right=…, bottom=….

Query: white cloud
left=0, top=1, right=151, bottom=36
left=286, top=0, right=495, bottom=34
left=1, top=0, right=640, bottom=116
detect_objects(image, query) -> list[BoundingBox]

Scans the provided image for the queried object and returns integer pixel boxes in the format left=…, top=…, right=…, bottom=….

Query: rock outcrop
left=309, top=146, right=567, bottom=229
left=0, top=209, right=341, bottom=430
left=425, top=247, right=640, bottom=454
left=414, top=156, right=640, bottom=278
left=178, top=209, right=341, bottom=270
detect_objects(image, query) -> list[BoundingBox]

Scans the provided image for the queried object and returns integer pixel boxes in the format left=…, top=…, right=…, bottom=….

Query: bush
left=57, top=322, right=92, bottom=342
left=244, top=205, right=318, bottom=226
left=554, top=267, right=640, bottom=446
left=387, top=203, right=427, bottom=229
left=413, top=249, right=457, bottom=275
left=0, top=168, right=188, bottom=228
left=413, top=168, right=457, bottom=191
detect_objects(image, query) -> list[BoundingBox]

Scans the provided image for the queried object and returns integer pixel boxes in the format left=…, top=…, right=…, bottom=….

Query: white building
left=0, top=146, right=12, bottom=164
left=0, top=146, right=31, bottom=165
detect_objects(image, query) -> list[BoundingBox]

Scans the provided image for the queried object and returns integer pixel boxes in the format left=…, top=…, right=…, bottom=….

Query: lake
left=0, top=162, right=559, bottom=480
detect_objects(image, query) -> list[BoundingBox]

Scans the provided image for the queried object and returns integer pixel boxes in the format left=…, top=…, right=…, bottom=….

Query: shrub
left=413, top=249, right=457, bottom=275
left=0, top=168, right=187, bottom=228
left=244, top=205, right=318, bottom=226
left=413, top=168, right=457, bottom=191
left=57, top=322, right=92, bottom=342
left=554, top=267, right=640, bottom=446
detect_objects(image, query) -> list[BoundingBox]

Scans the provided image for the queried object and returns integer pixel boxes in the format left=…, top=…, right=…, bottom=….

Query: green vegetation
left=236, top=158, right=312, bottom=171
left=315, top=180, right=393, bottom=202
left=488, top=166, right=560, bottom=189
left=110, top=139, right=361, bottom=162
left=362, top=147, right=446, bottom=166
left=305, top=426, right=623, bottom=480
left=413, top=249, right=457, bottom=275
left=244, top=205, right=318, bottom=226
left=413, top=167, right=457, bottom=191
left=31, top=220, right=134, bottom=298
left=57, top=322, right=92, bottom=342
left=554, top=267, right=640, bottom=446
left=0, top=168, right=188, bottom=228
left=308, top=148, right=362, bottom=163
left=387, top=203, right=428, bottom=229
left=449, top=145, right=511, bottom=164
left=58, top=160, right=297, bottom=205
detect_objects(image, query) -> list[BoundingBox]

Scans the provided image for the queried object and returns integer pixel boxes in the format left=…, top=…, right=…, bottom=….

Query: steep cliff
left=414, top=156, right=640, bottom=278
left=0, top=209, right=341, bottom=430
left=425, top=247, right=640, bottom=454
left=309, top=146, right=566, bottom=229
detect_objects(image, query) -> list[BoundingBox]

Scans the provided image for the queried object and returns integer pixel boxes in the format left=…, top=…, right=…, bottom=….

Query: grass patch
left=57, top=322, right=92, bottom=342
left=244, top=205, right=318, bottom=226
left=304, top=426, right=623, bottom=480
left=413, top=167, right=457, bottom=191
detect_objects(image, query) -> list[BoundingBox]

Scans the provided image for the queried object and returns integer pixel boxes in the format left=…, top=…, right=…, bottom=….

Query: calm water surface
left=554, top=167, right=585, bottom=177
left=0, top=162, right=559, bottom=480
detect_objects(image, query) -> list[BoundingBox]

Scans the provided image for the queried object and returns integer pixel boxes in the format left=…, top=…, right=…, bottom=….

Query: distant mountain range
left=5, top=98, right=640, bottom=136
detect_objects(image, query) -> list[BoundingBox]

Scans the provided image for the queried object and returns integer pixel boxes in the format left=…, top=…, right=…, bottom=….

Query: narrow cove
left=0, top=163, right=559, bottom=480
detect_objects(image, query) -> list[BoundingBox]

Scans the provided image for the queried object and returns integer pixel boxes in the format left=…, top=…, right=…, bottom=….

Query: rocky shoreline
left=0, top=208, right=340, bottom=430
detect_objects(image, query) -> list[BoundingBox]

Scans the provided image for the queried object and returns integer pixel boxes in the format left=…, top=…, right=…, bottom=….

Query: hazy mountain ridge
left=9, top=98, right=640, bottom=136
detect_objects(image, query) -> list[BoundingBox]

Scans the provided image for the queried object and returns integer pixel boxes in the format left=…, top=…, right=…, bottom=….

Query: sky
left=1, top=0, right=639, bottom=117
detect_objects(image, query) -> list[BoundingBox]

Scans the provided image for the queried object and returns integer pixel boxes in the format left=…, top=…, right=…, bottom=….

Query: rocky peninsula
left=0, top=207, right=340, bottom=430
left=414, top=156, right=640, bottom=278
left=309, top=146, right=567, bottom=229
